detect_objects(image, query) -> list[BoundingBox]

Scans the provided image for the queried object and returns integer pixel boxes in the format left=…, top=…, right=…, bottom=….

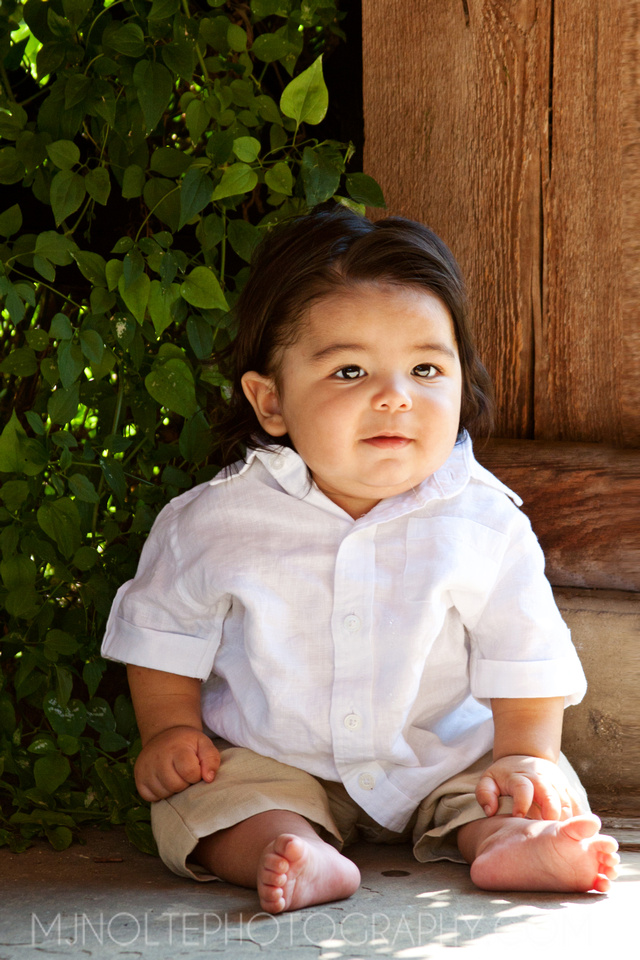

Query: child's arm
left=127, top=665, right=221, bottom=803
left=475, top=697, right=581, bottom=821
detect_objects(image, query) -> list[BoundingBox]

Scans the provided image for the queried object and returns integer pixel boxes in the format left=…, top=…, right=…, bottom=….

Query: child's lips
left=362, top=434, right=412, bottom=449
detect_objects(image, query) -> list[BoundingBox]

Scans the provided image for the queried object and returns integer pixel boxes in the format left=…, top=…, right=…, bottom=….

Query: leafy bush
left=0, top=0, right=384, bottom=854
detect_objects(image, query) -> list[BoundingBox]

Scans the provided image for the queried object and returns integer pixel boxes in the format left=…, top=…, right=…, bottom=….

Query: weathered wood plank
left=476, top=439, right=640, bottom=591
left=538, top=0, right=638, bottom=444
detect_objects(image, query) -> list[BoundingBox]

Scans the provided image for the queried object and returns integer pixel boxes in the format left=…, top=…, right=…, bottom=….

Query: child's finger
left=475, top=774, right=500, bottom=817
left=534, top=784, right=562, bottom=821
left=197, top=737, right=221, bottom=783
left=508, top=775, right=534, bottom=818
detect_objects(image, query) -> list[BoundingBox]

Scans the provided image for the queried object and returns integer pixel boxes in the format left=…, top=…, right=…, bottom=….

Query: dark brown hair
left=216, top=205, right=493, bottom=465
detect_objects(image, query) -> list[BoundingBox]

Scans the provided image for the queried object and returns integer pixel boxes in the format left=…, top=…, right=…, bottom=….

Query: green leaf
left=180, top=266, right=228, bottom=310
left=134, top=60, right=173, bottom=134
left=145, top=359, right=198, bottom=418
left=301, top=144, right=341, bottom=206
left=45, top=630, right=79, bottom=656
left=50, top=170, right=86, bottom=227
left=280, top=55, right=328, bottom=125
left=265, top=161, right=293, bottom=196
left=105, top=258, right=124, bottom=291
left=91, top=287, right=117, bottom=315
left=47, top=383, right=80, bottom=425
left=150, top=147, right=191, bottom=178
left=186, top=315, right=213, bottom=359
left=109, top=23, right=146, bottom=58
left=122, top=163, right=145, bottom=199
left=68, top=473, right=100, bottom=503
left=34, top=756, right=71, bottom=794
left=143, top=178, right=180, bottom=231
left=85, top=166, right=111, bottom=205
left=227, top=219, right=261, bottom=263
left=43, top=694, right=87, bottom=737
left=252, top=0, right=291, bottom=16
left=118, top=272, right=150, bottom=324
left=64, top=74, right=92, bottom=110
left=161, top=39, right=195, bottom=80
left=73, top=546, right=100, bottom=571
left=33, top=254, right=55, bottom=281
left=36, top=231, right=77, bottom=265
left=179, top=166, right=213, bottom=229
left=185, top=98, right=210, bottom=143
left=83, top=661, right=103, bottom=696
left=57, top=340, right=84, bottom=389
left=46, top=139, right=80, bottom=170
left=100, top=457, right=127, bottom=503
left=345, top=172, right=386, bottom=208
left=80, top=329, right=104, bottom=364
left=251, top=33, right=292, bottom=63
left=179, top=410, right=214, bottom=462
left=50, top=312, right=73, bottom=339
left=1, top=555, right=36, bottom=591
left=211, top=162, right=257, bottom=201
left=227, top=23, right=247, bottom=52
left=27, top=736, right=58, bottom=756
left=72, top=250, right=107, bottom=286
left=37, top=497, right=82, bottom=557
left=0, top=411, right=28, bottom=473
left=0, top=204, right=22, bottom=237
left=0, top=479, right=29, bottom=511
left=86, top=697, right=117, bottom=733
left=232, top=136, right=261, bottom=162
left=63, top=0, right=93, bottom=28
left=25, top=330, right=50, bottom=352
left=149, top=0, right=180, bottom=18
left=148, top=280, right=181, bottom=335
left=0, top=347, right=38, bottom=378
left=46, top=826, right=74, bottom=851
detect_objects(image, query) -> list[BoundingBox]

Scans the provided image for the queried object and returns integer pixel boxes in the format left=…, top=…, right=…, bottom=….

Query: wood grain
left=538, top=0, right=635, bottom=443
left=476, top=439, right=640, bottom=590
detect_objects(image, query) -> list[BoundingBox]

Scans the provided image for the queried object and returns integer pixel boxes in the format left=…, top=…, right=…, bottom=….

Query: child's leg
left=192, top=809, right=361, bottom=913
left=457, top=813, right=619, bottom=893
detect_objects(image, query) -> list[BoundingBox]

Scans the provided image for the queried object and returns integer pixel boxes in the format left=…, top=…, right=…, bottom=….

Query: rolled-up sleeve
left=101, top=501, right=229, bottom=680
left=468, top=513, right=587, bottom=707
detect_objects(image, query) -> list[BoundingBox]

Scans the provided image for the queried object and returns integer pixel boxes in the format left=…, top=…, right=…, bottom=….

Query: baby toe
left=263, top=852, right=288, bottom=874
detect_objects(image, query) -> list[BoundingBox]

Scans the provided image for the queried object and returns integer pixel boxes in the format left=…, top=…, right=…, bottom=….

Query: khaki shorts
left=151, top=741, right=590, bottom=881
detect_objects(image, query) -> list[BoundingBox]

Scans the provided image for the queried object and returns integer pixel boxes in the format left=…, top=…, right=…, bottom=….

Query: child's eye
left=412, top=364, right=439, bottom=379
left=334, top=365, right=366, bottom=380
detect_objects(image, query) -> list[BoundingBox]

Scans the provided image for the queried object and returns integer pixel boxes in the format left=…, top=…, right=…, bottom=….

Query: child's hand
left=133, top=725, right=221, bottom=802
left=476, top=755, right=581, bottom=821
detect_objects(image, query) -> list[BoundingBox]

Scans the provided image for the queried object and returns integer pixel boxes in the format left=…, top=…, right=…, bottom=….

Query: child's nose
left=371, top=375, right=413, bottom=411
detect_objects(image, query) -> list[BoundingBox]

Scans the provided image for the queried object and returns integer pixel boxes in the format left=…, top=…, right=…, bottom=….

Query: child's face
left=241, top=284, right=463, bottom=519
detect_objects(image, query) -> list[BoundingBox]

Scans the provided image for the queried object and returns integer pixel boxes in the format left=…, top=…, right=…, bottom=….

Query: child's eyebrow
left=308, top=342, right=458, bottom=363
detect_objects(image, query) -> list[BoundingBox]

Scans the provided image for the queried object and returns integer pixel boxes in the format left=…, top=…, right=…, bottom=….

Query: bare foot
left=257, top=833, right=361, bottom=913
left=465, top=814, right=619, bottom=893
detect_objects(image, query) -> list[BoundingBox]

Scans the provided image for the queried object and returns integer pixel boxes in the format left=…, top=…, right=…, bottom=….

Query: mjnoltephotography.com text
left=31, top=908, right=585, bottom=949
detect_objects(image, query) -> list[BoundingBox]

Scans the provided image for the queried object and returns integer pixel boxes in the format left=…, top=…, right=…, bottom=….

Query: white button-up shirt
left=102, top=436, right=586, bottom=831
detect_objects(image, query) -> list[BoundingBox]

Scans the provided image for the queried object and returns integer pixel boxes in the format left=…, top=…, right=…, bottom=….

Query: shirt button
left=344, top=713, right=362, bottom=731
left=344, top=615, right=361, bottom=632
left=358, top=772, right=375, bottom=791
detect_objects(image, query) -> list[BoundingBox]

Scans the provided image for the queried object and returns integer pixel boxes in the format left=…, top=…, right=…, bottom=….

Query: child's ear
left=241, top=371, right=288, bottom=437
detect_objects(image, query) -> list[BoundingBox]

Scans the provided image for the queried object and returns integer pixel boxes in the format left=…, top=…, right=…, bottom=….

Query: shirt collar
left=210, top=434, right=522, bottom=515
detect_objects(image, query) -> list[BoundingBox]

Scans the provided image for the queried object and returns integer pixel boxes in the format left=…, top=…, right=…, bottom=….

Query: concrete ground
left=0, top=819, right=638, bottom=960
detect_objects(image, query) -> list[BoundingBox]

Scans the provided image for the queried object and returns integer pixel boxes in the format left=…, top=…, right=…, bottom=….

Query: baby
left=102, top=206, right=619, bottom=913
